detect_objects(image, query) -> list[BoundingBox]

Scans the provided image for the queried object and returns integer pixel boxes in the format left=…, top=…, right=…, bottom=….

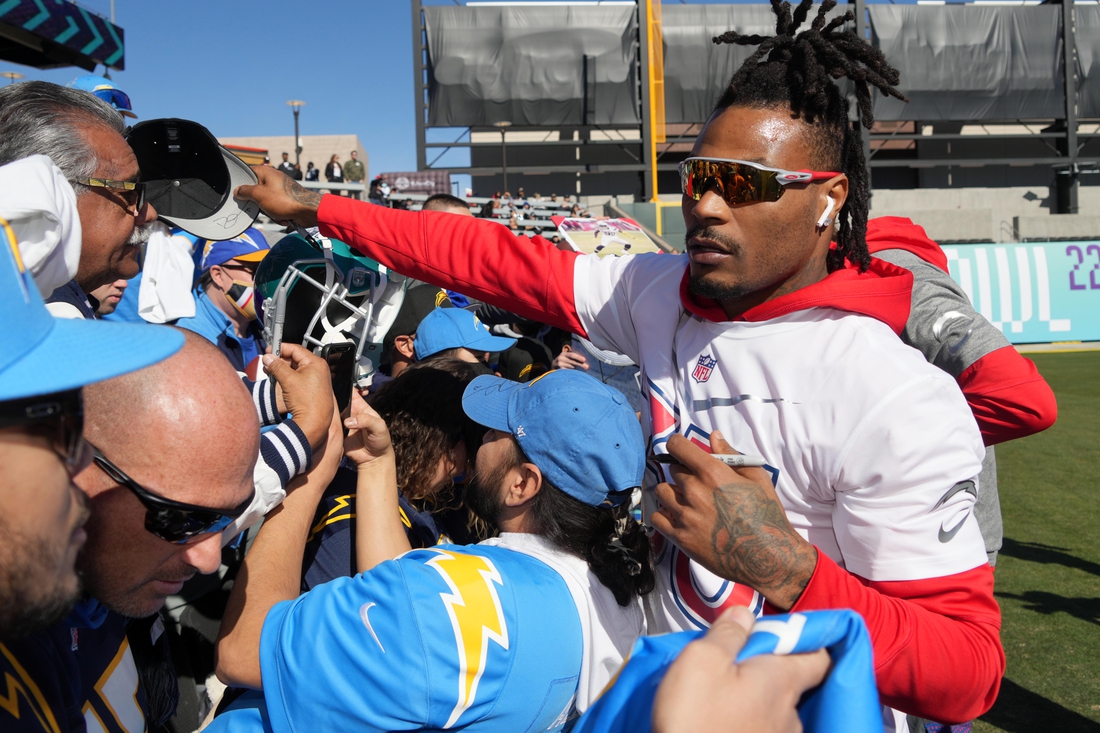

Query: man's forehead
left=693, top=106, right=811, bottom=167
left=87, top=124, right=140, bottom=180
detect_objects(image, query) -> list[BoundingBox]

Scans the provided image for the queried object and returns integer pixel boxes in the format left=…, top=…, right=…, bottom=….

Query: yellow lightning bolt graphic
left=0, top=643, right=61, bottom=733
left=425, top=550, right=509, bottom=729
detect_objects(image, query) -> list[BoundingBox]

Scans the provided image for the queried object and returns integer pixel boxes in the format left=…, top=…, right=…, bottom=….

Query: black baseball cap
left=497, top=337, right=553, bottom=383
left=383, top=281, right=451, bottom=350
left=127, top=118, right=260, bottom=240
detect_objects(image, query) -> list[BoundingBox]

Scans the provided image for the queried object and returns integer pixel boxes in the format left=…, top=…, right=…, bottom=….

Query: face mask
left=225, top=281, right=257, bottom=321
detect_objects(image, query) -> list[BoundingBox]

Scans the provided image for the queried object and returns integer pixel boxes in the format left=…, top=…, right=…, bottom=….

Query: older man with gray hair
left=0, top=80, right=157, bottom=319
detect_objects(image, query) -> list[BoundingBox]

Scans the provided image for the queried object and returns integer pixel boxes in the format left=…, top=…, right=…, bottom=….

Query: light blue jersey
left=209, top=544, right=584, bottom=732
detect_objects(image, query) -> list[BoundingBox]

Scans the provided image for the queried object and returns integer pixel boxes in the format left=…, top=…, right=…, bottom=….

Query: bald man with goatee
left=1, top=333, right=335, bottom=733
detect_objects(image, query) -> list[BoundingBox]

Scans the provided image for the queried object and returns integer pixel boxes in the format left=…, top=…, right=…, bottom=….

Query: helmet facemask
left=260, top=238, right=407, bottom=389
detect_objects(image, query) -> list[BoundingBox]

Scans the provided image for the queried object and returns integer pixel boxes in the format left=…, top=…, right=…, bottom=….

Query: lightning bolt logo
left=307, top=494, right=354, bottom=543
left=425, top=550, right=509, bottom=729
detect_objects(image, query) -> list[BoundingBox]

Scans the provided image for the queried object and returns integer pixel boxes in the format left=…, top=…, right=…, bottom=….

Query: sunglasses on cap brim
left=91, top=87, right=134, bottom=115
left=0, top=389, right=84, bottom=470
left=679, top=157, right=840, bottom=205
left=90, top=445, right=253, bottom=544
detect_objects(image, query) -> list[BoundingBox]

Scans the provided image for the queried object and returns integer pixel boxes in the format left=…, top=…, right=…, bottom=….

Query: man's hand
left=343, top=390, right=395, bottom=468
left=650, top=431, right=817, bottom=611
left=552, top=346, right=589, bottom=371
left=236, top=166, right=323, bottom=227
left=261, top=344, right=335, bottom=452
left=652, top=606, right=830, bottom=733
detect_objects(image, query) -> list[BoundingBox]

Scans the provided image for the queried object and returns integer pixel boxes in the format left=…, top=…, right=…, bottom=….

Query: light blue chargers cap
left=414, top=307, right=516, bottom=360
left=462, top=370, right=644, bottom=507
left=0, top=219, right=183, bottom=401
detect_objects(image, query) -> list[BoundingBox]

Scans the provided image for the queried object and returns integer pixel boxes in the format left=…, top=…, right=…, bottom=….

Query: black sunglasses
left=0, top=389, right=85, bottom=470
left=89, top=444, right=253, bottom=544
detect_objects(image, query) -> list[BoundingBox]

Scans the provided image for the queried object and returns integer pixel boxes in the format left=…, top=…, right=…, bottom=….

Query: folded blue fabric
left=572, top=608, right=883, bottom=733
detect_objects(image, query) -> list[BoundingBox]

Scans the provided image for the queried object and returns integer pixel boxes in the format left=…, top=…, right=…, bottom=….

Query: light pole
left=1, top=72, right=24, bottom=85
left=493, top=121, right=512, bottom=193
left=286, top=100, right=306, bottom=169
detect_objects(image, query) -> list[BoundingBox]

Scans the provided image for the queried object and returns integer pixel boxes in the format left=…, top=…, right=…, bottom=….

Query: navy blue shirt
left=301, top=467, right=477, bottom=591
left=46, top=280, right=98, bottom=320
left=0, top=600, right=152, bottom=733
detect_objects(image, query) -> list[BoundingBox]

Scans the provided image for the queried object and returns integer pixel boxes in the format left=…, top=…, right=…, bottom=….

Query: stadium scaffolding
left=412, top=0, right=1099, bottom=212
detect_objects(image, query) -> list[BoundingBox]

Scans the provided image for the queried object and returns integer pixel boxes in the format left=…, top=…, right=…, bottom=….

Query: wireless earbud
left=817, top=198, right=836, bottom=228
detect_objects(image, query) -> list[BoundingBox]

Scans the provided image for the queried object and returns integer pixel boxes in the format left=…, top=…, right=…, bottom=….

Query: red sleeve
left=317, top=195, right=587, bottom=336
left=773, top=553, right=1003, bottom=723
left=957, top=346, right=1057, bottom=445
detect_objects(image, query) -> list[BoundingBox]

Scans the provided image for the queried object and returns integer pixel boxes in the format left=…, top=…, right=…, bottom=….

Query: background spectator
left=324, top=154, right=343, bottom=196
left=368, top=177, right=386, bottom=206
left=90, top=278, right=128, bottom=317
left=344, top=150, right=365, bottom=200
left=304, top=162, right=319, bottom=182
left=276, top=152, right=295, bottom=177
left=175, top=228, right=270, bottom=372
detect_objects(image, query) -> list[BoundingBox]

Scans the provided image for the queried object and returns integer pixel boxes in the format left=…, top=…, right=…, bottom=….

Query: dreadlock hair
left=712, top=0, right=907, bottom=272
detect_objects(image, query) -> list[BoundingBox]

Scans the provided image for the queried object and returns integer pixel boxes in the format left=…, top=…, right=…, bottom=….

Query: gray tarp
left=1076, top=6, right=1100, bottom=118
left=423, top=5, right=639, bottom=127
left=869, top=6, right=1064, bottom=121
left=424, top=4, right=1073, bottom=129
left=661, top=4, right=851, bottom=125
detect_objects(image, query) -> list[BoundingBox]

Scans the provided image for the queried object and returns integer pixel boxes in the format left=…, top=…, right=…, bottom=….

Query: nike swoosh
left=933, top=480, right=977, bottom=510
left=935, top=480, right=977, bottom=543
left=359, top=602, right=386, bottom=653
left=932, top=310, right=968, bottom=339
left=939, top=513, right=970, bottom=543
left=948, top=328, right=974, bottom=355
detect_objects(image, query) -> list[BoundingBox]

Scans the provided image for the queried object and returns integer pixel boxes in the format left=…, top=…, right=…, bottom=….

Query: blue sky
left=2, top=0, right=912, bottom=182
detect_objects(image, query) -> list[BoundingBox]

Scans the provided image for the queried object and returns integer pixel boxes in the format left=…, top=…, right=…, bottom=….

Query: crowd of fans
left=364, top=181, right=592, bottom=240
left=273, top=150, right=365, bottom=199
left=0, top=3, right=1063, bottom=732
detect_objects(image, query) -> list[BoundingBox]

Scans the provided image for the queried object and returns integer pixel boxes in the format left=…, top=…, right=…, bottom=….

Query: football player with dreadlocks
left=237, top=1, right=1005, bottom=724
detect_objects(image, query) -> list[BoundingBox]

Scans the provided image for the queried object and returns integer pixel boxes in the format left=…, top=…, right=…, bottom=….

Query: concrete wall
left=870, top=186, right=1100, bottom=242
left=1014, top=215, right=1100, bottom=241
left=218, top=135, right=368, bottom=181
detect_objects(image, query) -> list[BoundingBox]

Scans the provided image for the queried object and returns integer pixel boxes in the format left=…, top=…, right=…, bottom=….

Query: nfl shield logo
left=692, top=354, right=717, bottom=383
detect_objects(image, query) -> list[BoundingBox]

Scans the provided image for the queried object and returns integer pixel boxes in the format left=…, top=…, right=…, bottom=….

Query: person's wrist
left=352, top=451, right=396, bottom=471
left=761, top=542, right=818, bottom=611
left=296, top=196, right=321, bottom=228
left=296, top=412, right=329, bottom=450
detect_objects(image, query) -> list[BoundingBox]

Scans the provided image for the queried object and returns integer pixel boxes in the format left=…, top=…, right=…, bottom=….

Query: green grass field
left=974, top=350, right=1100, bottom=733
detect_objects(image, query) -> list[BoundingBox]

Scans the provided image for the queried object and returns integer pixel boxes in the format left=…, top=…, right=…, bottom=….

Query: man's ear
left=503, top=462, right=542, bottom=508
left=819, top=175, right=849, bottom=228
left=208, top=265, right=231, bottom=292
left=393, top=334, right=415, bottom=360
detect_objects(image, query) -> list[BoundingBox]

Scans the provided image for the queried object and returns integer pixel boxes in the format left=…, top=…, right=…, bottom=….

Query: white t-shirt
left=573, top=252, right=988, bottom=633
left=480, top=533, right=646, bottom=714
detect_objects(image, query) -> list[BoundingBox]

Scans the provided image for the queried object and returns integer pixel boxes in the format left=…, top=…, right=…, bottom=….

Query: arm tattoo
left=283, top=176, right=322, bottom=210
left=709, top=482, right=816, bottom=607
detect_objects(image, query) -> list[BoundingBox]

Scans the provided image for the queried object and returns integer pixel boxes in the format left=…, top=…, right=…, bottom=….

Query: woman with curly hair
left=300, top=357, right=487, bottom=590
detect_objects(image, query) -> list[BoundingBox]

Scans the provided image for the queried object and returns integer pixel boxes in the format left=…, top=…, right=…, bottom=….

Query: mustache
left=128, top=222, right=155, bottom=246
left=684, top=225, right=742, bottom=254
